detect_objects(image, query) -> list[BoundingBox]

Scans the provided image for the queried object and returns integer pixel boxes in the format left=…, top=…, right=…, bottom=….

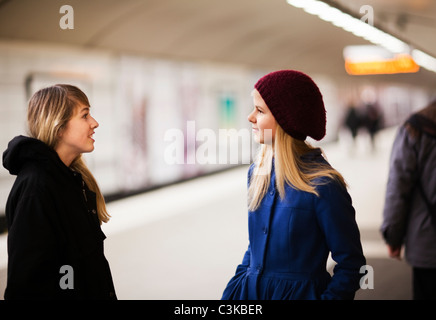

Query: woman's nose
left=91, top=116, right=99, bottom=129
left=247, top=109, right=256, bottom=123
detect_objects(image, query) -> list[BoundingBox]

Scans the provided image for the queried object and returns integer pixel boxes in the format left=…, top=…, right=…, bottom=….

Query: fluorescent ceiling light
left=287, top=0, right=436, bottom=73
left=287, top=0, right=409, bottom=54
left=412, top=49, right=436, bottom=73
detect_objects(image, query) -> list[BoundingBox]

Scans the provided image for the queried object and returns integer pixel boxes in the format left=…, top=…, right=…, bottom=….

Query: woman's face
left=248, top=89, right=277, bottom=144
left=55, top=103, right=99, bottom=166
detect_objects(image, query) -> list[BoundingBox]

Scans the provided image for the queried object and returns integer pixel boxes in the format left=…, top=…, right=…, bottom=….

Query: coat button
left=263, top=227, right=268, bottom=234
left=269, top=190, right=274, bottom=196
left=256, top=266, right=262, bottom=272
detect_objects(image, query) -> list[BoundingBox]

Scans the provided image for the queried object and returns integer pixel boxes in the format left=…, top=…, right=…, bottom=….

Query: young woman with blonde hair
left=222, top=70, right=365, bottom=300
left=3, top=84, right=116, bottom=299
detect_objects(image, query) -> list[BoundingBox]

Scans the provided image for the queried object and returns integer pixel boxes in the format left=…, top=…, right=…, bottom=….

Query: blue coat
left=222, top=150, right=365, bottom=300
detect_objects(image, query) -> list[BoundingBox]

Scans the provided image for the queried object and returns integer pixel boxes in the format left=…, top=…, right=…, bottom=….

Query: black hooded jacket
left=2, top=136, right=116, bottom=299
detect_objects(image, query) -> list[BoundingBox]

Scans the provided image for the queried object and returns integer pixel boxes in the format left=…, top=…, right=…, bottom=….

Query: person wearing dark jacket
left=2, top=84, right=116, bottom=299
left=381, top=100, right=436, bottom=299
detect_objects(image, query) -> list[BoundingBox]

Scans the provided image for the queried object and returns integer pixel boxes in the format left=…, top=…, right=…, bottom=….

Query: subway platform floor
left=0, top=126, right=412, bottom=300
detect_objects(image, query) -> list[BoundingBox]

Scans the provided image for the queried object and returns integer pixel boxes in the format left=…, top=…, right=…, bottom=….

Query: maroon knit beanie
left=254, top=70, right=326, bottom=141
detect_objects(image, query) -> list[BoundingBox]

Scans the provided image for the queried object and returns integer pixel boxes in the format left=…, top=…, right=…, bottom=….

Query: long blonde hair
left=27, top=84, right=110, bottom=224
left=248, top=124, right=346, bottom=211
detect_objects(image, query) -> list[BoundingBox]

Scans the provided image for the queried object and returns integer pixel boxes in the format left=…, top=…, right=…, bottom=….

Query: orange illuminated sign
left=345, top=54, right=419, bottom=75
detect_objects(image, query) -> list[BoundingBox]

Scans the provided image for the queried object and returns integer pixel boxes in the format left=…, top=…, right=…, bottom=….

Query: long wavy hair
left=248, top=124, right=347, bottom=211
left=27, top=84, right=110, bottom=224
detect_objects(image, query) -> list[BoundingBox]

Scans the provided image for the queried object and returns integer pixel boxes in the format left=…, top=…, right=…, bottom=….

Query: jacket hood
left=2, top=135, right=60, bottom=175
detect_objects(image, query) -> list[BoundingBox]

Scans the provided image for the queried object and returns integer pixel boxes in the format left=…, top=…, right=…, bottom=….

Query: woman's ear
left=56, top=123, right=65, bottom=139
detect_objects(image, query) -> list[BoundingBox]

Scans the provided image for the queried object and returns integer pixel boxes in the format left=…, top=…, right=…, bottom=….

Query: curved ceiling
left=0, top=0, right=435, bottom=85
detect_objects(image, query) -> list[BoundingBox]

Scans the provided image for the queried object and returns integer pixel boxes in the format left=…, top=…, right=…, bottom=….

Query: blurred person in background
left=222, top=70, right=365, bottom=300
left=362, top=100, right=383, bottom=151
left=344, top=101, right=361, bottom=144
left=381, top=100, right=436, bottom=300
left=2, top=84, right=116, bottom=299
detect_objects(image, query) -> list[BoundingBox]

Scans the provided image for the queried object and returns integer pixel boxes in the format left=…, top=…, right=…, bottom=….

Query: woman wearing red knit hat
left=222, top=70, right=366, bottom=300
